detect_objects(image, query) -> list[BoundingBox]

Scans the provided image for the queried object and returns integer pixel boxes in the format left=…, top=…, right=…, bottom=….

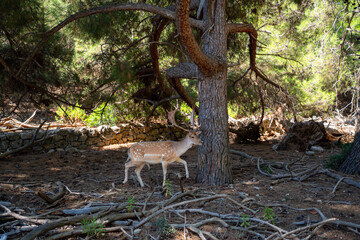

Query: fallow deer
left=123, top=109, right=201, bottom=187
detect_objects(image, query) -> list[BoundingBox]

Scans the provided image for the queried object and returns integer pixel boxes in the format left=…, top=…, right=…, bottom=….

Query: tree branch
left=176, top=0, right=219, bottom=76
left=16, top=3, right=203, bottom=77
left=166, top=63, right=200, bottom=114
left=0, top=55, right=90, bottom=110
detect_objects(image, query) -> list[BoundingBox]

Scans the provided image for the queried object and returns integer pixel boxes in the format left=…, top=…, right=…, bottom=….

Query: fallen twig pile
left=1, top=186, right=360, bottom=240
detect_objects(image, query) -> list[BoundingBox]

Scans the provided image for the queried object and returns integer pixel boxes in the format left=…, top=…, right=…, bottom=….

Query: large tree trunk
left=339, top=81, right=360, bottom=175
left=339, top=132, right=360, bottom=174
left=197, top=71, right=232, bottom=185
left=195, top=0, right=232, bottom=185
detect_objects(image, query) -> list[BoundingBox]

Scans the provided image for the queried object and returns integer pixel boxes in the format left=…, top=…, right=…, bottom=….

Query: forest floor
left=1, top=137, right=360, bottom=240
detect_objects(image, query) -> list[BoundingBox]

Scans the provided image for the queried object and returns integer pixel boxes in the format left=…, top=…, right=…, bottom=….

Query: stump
left=275, top=120, right=326, bottom=151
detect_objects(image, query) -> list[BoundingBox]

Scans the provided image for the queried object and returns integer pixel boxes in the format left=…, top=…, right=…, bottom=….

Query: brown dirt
left=1, top=140, right=360, bottom=239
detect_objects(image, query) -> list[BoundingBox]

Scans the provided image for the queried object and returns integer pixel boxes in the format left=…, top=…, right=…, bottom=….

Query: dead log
left=275, top=120, right=327, bottom=151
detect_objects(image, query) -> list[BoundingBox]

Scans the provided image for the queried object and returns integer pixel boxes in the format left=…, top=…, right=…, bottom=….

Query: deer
left=122, top=109, right=202, bottom=187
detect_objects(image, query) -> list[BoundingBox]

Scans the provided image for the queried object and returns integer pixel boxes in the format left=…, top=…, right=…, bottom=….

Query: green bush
left=325, top=142, right=353, bottom=170
left=55, top=104, right=87, bottom=123
left=85, top=103, right=120, bottom=127
left=155, top=217, right=175, bottom=238
left=81, top=217, right=105, bottom=238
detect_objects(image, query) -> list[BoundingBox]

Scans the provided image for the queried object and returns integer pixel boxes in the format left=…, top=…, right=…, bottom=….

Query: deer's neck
left=174, top=137, right=193, bottom=157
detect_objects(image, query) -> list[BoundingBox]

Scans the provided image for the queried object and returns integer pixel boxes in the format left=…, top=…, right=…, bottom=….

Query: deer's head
left=186, top=130, right=202, bottom=146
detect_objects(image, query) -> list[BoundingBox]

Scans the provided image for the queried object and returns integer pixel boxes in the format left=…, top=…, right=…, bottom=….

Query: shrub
left=85, top=103, right=120, bottom=127
left=325, top=142, right=353, bottom=170
left=55, top=104, right=87, bottom=123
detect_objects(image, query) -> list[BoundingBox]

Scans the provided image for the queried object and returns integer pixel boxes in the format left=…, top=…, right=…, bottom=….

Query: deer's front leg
left=176, top=157, right=189, bottom=178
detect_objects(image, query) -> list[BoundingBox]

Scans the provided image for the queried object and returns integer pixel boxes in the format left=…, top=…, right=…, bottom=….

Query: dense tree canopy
left=1, top=0, right=358, bottom=117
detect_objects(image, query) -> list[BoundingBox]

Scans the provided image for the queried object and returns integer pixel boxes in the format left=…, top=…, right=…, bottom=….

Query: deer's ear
left=196, top=131, right=202, bottom=135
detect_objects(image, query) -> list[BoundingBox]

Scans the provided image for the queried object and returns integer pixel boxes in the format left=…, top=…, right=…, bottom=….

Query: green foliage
left=55, top=104, right=87, bottom=123
left=261, top=165, right=273, bottom=174
left=55, top=100, right=149, bottom=126
left=155, top=217, right=175, bottom=238
left=164, top=180, right=173, bottom=198
left=240, top=214, right=251, bottom=228
left=1, top=0, right=358, bottom=121
left=126, top=196, right=136, bottom=212
left=263, top=206, right=276, bottom=224
left=85, top=103, right=120, bottom=127
left=325, top=142, right=353, bottom=170
left=0, top=1, right=75, bottom=77
left=81, top=217, right=106, bottom=238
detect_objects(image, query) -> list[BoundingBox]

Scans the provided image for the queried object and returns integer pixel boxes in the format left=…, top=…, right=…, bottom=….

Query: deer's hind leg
left=135, top=163, right=146, bottom=187
left=123, top=158, right=135, bottom=184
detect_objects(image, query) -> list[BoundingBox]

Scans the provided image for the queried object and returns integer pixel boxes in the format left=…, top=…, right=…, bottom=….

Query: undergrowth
left=324, top=142, right=353, bottom=170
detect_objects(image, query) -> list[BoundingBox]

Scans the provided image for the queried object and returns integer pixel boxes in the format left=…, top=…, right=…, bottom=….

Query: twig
left=322, top=168, right=360, bottom=189
left=224, top=196, right=256, bottom=214
left=22, top=110, right=37, bottom=125
left=331, top=177, right=344, bottom=194
left=230, top=226, right=266, bottom=239
left=63, top=184, right=105, bottom=198
left=0, top=204, right=47, bottom=225
left=187, top=226, right=206, bottom=240
left=120, top=227, right=133, bottom=239
left=274, top=218, right=337, bottom=240
left=303, top=225, right=324, bottom=240
left=172, top=217, right=229, bottom=229
left=348, top=227, right=360, bottom=236
left=142, top=187, right=159, bottom=212
left=135, top=194, right=228, bottom=229
left=22, top=208, right=113, bottom=240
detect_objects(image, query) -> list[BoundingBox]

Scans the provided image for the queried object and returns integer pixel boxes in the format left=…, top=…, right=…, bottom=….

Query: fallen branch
left=187, top=225, right=218, bottom=240
left=0, top=204, right=47, bottom=225
left=331, top=176, right=345, bottom=194
left=134, top=194, right=228, bottom=229
left=4, top=189, right=359, bottom=240
left=22, top=207, right=115, bottom=240
left=274, top=218, right=337, bottom=240
left=322, top=168, right=360, bottom=189
left=37, top=181, right=66, bottom=204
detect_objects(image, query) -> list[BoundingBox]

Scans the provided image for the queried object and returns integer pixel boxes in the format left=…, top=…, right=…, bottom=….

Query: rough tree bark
left=177, top=0, right=232, bottom=185
left=339, top=81, right=360, bottom=175
left=339, top=132, right=360, bottom=174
